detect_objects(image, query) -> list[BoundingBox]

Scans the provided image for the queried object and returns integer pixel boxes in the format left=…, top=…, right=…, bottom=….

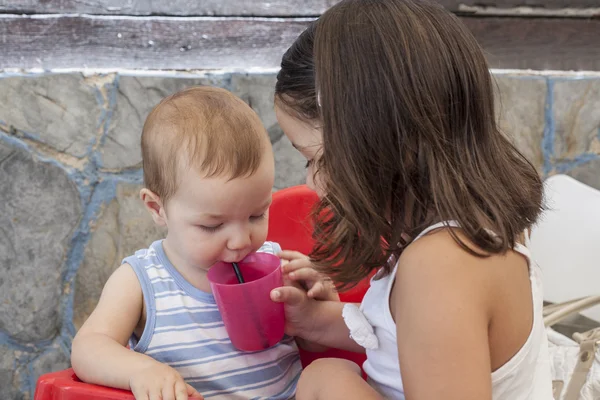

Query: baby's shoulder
left=122, top=242, right=162, bottom=268
left=257, top=241, right=282, bottom=255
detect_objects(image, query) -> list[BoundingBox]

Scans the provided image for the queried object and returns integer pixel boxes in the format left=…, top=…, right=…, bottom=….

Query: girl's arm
left=394, top=231, right=493, bottom=400
left=275, top=250, right=365, bottom=353
left=271, top=288, right=365, bottom=353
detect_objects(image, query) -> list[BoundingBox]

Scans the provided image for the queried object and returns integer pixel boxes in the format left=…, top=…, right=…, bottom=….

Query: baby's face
left=162, top=157, right=274, bottom=272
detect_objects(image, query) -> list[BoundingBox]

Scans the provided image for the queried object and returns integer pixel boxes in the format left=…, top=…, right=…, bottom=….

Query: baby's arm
left=71, top=264, right=151, bottom=388
left=71, top=264, right=201, bottom=399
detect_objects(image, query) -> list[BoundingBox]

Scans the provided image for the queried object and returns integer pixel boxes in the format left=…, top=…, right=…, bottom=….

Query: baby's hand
left=279, top=250, right=339, bottom=302
left=129, top=362, right=203, bottom=400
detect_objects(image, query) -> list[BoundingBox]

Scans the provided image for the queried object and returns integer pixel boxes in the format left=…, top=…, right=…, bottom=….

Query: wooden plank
left=0, top=0, right=596, bottom=16
left=0, top=15, right=311, bottom=70
left=0, top=14, right=598, bottom=71
left=462, top=17, right=600, bottom=71
left=439, top=0, right=600, bottom=9
left=0, top=0, right=336, bottom=16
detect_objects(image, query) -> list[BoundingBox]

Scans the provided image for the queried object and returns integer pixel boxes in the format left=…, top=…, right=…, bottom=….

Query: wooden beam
left=0, top=14, right=598, bottom=71
left=439, top=0, right=600, bottom=9
left=0, top=0, right=596, bottom=16
left=462, top=17, right=600, bottom=71
left=0, top=15, right=311, bottom=70
left=0, top=0, right=335, bottom=16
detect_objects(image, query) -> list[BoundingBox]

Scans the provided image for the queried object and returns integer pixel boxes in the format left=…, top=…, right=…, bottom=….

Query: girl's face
left=275, top=104, right=325, bottom=198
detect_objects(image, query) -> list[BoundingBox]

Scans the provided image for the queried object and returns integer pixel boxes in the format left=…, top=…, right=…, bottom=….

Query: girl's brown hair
left=276, top=0, right=543, bottom=288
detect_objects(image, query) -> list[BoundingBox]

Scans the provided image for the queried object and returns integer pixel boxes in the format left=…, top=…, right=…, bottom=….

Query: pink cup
left=208, top=252, right=285, bottom=352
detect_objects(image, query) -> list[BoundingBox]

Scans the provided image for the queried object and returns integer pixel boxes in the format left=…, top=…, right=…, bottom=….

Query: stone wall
left=1, top=69, right=599, bottom=399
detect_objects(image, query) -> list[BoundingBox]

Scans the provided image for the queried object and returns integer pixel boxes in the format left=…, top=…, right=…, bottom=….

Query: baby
left=72, top=86, right=308, bottom=399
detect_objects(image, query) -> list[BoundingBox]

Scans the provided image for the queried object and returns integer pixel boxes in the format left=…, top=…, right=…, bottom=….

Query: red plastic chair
left=266, top=185, right=369, bottom=368
left=35, top=185, right=369, bottom=400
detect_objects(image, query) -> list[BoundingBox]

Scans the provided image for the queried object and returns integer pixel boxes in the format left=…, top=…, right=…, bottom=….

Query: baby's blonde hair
left=141, top=86, right=267, bottom=202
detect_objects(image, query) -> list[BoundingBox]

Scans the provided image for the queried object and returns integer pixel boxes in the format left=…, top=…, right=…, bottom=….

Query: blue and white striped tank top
left=124, top=240, right=301, bottom=399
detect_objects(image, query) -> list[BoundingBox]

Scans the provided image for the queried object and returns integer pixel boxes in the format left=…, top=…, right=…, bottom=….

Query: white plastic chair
left=529, top=174, right=600, bottom=322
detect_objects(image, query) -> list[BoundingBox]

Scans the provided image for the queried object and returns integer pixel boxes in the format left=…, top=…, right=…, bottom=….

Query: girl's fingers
left=287, top=267, right=337, bottom=300
left=278, top=250, right=308, bottom=261
left=283, top=272, right=305, bottom=290
left=308, top=281, right=338, bottom=301
left=282, top=258, right=312, bottom=274
left=288, top=267, right=322, bottom=282
left=270, top=286, right=307, bottom=306
left=307, top=282, right=326, bottom=298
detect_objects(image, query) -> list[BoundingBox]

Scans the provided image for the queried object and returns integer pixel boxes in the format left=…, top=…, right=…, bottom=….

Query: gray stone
left=30, top=341, right=70, bottom=389
left=0, top=345, right=29, bottom=400
left=493, top=74, right=547, bottom=172
left=0, top=141, right=82, bottom=342
left=0, top=74, right=104, bottom=159
left=74, top=182, right=166, bottom=329
left=273, top=134, right=307, bottom=190
left=231, top=73, right=282, bottom=143
left=563, top=158, right=600, bottom=191
left=100, top=75, right=231, bottom=170
left=552, top=78, right=600, bottom=160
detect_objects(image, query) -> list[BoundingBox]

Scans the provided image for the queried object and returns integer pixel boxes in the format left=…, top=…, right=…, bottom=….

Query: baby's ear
left=140, top=188, right=167, bottom=226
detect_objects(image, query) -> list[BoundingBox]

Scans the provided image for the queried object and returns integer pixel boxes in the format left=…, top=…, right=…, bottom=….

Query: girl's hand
left=270, top=273, right=321, bottom=339
left=272, top=251, right=362, bottom=352
left=129, top=362, right=203, bottom=400
left=279, top=250, right=339, bottom=302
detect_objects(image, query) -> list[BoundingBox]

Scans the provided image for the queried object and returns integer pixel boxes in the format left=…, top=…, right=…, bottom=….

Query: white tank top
left=359, top=221, right=553, bottom=399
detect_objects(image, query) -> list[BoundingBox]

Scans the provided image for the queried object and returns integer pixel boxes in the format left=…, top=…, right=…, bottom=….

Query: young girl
left=270, top=0, right=553, bottom=399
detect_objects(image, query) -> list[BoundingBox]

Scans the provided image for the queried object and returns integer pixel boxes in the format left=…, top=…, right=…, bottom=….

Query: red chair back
left=267, top=185, right=369, bottom=368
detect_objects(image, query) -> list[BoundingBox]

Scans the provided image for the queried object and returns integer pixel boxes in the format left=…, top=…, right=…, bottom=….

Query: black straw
left=232, top=262, right=245, bottom=283
left=233, top=261, right=269, bottom=349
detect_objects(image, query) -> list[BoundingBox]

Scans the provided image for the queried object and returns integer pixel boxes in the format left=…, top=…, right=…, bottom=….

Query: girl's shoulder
left=395, top=228, right=520, bottom=317
left=397, top=227, right=495, bottom=299
left=395, top=225, right=531, bottom=319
